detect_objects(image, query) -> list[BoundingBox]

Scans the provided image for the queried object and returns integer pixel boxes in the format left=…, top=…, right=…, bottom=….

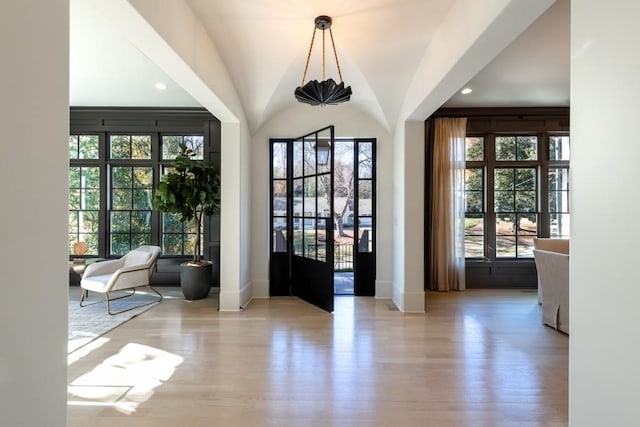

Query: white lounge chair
left=80, top=245, right=162, bottom=315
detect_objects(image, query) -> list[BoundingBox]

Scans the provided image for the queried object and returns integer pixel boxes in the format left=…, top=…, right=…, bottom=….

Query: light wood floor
left=67, top=288, right=568, bottom=426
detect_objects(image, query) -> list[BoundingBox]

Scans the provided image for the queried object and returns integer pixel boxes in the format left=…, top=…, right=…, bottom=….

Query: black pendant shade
left=295, top=78, right=352, bottom=106
left=295, top=15, right=352, bottom=106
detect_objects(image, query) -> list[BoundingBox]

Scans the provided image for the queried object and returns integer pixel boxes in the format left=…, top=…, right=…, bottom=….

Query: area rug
left=68, top=287, right=160, bottom=354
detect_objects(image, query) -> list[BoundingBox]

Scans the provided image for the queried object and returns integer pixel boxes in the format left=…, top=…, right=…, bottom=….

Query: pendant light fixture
left=295, top=15, right=352, bottom=106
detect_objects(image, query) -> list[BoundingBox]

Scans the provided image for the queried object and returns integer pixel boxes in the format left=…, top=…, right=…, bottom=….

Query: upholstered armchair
left=533, top=238, right=569, bottom=304
left=80, top=245, right=162, bottom=314
left=533, top=248, right=569, bottom=334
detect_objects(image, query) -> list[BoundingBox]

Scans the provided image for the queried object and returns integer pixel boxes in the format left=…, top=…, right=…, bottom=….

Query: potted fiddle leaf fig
left=152, top=143, right=220, bottom=300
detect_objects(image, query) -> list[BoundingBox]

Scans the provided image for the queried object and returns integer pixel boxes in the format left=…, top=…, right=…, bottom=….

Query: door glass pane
left=317, top=174, right=331, bottom=218
left=304, top=137, right=316, bottom=176
left=293, top=140, right=303, bottom=178
left=293, top=178, right=303, bottom=216
left=317, top=219, right=327, bottom=262
left=304, top=177, right=316, bottom=216
left=317, top=128, right=332, bottom=174
left=293, top=219, right=302, bottom=256
left=303, top=218, right=316, bottom=259
left=273, top=180, right=287, bottom=216
left=358, top=180, right=372, bottom=216
left=273, top=217, right=287, bottom=253
left=358, top=143, right=373, bottom=178
left=357, top=217, right=372, bottom=253
left=272, top=142, right=287, bottom=179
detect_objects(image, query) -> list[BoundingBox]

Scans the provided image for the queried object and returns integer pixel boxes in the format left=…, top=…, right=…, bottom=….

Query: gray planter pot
left=180, top=261, right=212, bottom=300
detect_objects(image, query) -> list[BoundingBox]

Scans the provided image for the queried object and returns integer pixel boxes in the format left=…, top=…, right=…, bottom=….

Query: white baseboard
left=240, top=281, right=252, bottom=309
left=392, top=285, right=425, bottom=313
left=375, top=280, right=393, bottom=299
left=219, top=281, right=252, bottom=311
left=252, top=279, right=269, bottom=298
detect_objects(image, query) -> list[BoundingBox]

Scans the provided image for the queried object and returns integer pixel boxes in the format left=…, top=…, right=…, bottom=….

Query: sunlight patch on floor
left=68, top=342, right=183, bottom=415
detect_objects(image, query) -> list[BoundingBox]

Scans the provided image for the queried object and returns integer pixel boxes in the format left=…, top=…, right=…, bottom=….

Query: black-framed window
left=548, top=136, right=570, bottom=238
left=68, top=111, right=217, bottom=259
left=68, top=165, right=100, bottom=256
left=464, top=133, right=570, bottom=260
left=69, top=133, right=207, bottom=257
left=271, top=141, right=288, bottom=253
left=159, top=134, right=203, bottom=256
left=109, top=163, right=153, bottom=255
left=356, top=142, right=374, bottom=253
left=69, top=134, right=101, bottom=256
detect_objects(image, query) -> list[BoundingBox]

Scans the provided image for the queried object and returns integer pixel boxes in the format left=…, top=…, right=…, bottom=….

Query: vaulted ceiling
left=70, top=0, right=569, bottom=132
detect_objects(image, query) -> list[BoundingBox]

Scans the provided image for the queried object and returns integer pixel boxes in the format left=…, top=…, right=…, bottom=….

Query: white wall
left=0, top=1, right=69, bottom=425
left=250, top=104, right=394, bottom=299
left=93, top=0, right=253, bottom=311
left=392, top=121, right=426, bottom=312
left=570, top=1, right=640, bottom=425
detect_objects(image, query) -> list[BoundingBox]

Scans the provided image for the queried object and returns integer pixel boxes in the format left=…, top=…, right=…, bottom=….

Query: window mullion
left=539, top=132, right=550, bottom=238
left=486, top=134, right=496, bottom=261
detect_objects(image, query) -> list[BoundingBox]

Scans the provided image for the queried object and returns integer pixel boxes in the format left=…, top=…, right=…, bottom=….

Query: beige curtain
left=429, top=117, right=467, bottom=291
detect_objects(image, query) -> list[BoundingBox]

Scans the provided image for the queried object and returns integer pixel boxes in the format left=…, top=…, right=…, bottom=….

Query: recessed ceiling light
left=154, top=82, right=167, bottom=91
left=461, top=87, right=472, bottom=95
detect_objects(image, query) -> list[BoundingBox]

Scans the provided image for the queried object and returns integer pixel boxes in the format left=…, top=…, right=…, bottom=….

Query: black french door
left=353, top=139, right=376, bottom=296
left=269, top=126, right=335, bottom=312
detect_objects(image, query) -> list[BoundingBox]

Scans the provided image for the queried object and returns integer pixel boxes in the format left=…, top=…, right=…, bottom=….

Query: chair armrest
left=82, top=258, right=124, bottom=278
left=105, top=265, right=152, bottom=291
left=117, top=264, right=152, bottom=275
